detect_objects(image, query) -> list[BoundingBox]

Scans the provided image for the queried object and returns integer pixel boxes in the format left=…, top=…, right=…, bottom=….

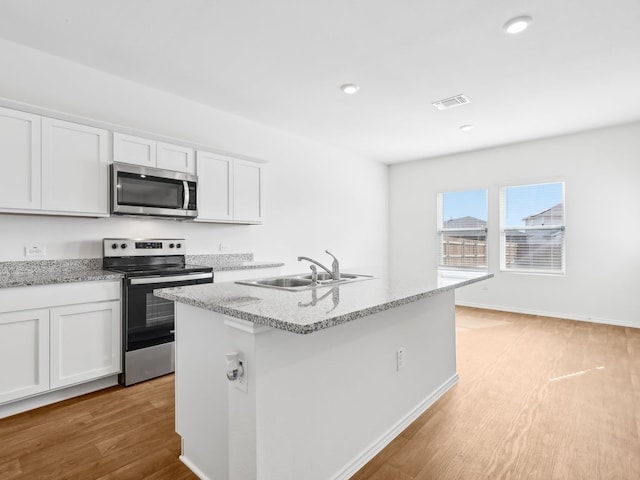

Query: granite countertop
left=0, top=259, right=122, bottom=289
left=0, top=253, right=282, bottom=289
left=155, top=271, right=493, bottom=334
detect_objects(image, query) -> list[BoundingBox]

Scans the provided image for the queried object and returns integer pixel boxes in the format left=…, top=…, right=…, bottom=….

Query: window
left=438, top=189, right=488, bottom=271
left=500, top=182, right=565, bottom=274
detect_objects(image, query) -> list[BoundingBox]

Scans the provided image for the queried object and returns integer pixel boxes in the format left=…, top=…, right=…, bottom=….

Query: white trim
left=180, top=455, right=213, bottom=480
left=223, top=317, right=272, bottom=334
left=456, top=301, right=640, bottom=329
left=330, top=373, right=459, bottom=480
left=0, top=375, right=118, bottom=419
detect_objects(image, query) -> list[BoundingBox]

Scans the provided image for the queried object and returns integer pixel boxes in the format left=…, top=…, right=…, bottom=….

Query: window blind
left=438, top=189, right=488, bottom=271
left=500, top=182, right=565, bottom=274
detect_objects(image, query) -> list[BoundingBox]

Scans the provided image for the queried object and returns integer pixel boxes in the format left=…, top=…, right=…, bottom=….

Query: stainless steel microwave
left=110, top=162, right=198, bottom=219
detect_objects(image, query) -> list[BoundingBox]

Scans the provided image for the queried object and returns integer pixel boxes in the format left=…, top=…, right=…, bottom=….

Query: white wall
left=0, top=39, right=388, bottom=272
left=390, top=122, right=640, bottom=328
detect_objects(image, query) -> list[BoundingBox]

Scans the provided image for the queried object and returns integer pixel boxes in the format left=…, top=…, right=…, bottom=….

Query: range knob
left=176, top=243, right=182, bottom=249
left=120, top=243, right=127, bottom=249
left=111, top=243, right=118, bottom=250
left=169, top=243, right=175, bottom=249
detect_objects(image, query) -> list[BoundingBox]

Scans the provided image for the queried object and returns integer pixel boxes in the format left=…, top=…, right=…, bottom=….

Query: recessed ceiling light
left=459, top=125, right=474, bottom=132
left=503, top=16, right=532, bottom=34
left=340, top=84, right=360, bottom=95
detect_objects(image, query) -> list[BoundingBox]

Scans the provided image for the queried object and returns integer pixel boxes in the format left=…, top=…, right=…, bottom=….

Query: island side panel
left=174, top=289, right=457, bottom=480
left=175, top=303, right=231, bottom=480
left=252, top=290, right=457, bottom=480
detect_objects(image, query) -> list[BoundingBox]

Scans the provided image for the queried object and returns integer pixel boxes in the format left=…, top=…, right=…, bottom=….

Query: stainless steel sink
left=236, top=273, right=373, bottom=291
left=301, top=272, right=360, bottom=282
left=255, top=278, right=313, bottom=288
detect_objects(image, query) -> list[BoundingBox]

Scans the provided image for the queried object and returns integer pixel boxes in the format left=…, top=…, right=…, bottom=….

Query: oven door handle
left=130, top=272, right=213, bottom=285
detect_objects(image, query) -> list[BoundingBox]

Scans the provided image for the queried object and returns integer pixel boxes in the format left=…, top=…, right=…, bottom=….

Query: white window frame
left=437, top=190, right=488, bottom=272
left=499, top=182, right=566, bottom=275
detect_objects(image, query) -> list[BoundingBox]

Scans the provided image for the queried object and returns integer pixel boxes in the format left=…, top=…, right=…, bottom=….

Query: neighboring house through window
left=500, top=182, right=565, bottom=274
left=438, top=189, right=488, bottom=271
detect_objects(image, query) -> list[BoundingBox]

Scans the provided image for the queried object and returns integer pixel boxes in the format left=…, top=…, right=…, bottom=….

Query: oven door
left=124, top=271, right=212, bottom=352
left=111, top=162, right=197, bottom=218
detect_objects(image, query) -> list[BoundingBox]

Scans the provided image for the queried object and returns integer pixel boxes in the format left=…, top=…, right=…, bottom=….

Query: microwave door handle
left=183, top=181, right=189, bottom=209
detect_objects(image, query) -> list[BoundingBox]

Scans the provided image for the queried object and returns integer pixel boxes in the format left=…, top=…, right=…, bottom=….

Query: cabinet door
left=41, top=118, right=109, bottom=215
left=113, top=132, right=156, bottom=168
left=234, top=160, right=263, bottom=223
left=157, top=142, right=195, bottom=174
left=0, top=309, right=49, bottom=404
left=50, top=301, right=121, bottom=389
left=195, top=151, right=233, bottom=221
left=0, top=107, right=42, bottom=210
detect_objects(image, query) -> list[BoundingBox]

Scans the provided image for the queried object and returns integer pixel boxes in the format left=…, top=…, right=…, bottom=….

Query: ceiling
left=1, top=0, right=639, bottom=164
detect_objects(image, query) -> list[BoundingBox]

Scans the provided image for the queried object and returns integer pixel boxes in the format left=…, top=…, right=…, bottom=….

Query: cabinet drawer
left=0, top=280, right=121, bottom=313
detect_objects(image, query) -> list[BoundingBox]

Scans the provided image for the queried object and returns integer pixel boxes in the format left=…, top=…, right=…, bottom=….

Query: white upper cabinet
left=157, top=142, right=195, bottom=173
left=41, top=117, right=109, bottom=216
left=196, top=151, right=233, bottom=221
left=0, top=107, right=42, bottom=210
left=112, top=132, right=156, bottom=168
left=234, top=159, right=263, bottom=223
left=113, top=133, right=195, bottom=174
left=195, top=152, right=263, bottom=224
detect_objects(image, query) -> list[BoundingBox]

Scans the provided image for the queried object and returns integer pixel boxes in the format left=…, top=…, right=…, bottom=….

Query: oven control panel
left=103, top=238, right=186, bottom=257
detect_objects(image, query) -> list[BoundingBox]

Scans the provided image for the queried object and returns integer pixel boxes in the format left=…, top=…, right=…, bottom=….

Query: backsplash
left=0, top=254, right=280, bottom=276
left=186, top=253, right=253, bottom=268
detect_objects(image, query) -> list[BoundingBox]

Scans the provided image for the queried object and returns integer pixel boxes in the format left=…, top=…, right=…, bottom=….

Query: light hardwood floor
left=1, top=307, right=638, bottom=479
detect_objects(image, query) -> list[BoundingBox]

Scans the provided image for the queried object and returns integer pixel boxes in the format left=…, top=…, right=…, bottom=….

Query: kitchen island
left=156, top=270, right=491, bottom=480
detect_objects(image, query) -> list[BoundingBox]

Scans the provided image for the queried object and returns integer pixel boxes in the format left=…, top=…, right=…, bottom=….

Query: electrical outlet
left=25, top=245, right=46, bottom=257
left=396, top=348, right=406, bottom=371
left=219, top=243, right=230, bottom=252
left=235, top=361, right=248, bottom=393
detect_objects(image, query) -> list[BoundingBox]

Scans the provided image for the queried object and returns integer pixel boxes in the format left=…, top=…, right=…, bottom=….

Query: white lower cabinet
left=50, top=301, right=120, bottom=389
left=0, top=281, right=121, bottom=407
left=0, top=309, right=50, bottom=404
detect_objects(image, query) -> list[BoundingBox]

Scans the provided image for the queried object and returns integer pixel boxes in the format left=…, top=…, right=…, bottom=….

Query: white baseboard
left=331, top=373, right=459, bottom=480
left=456, top=301, right=639, bottom=329
left=180, top=455, right=212, bottom=480
left=0, top=375, right=118, bottom=419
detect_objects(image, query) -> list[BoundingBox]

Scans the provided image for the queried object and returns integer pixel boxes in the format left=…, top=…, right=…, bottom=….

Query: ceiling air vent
left=432, top=94, right=470, bottom=110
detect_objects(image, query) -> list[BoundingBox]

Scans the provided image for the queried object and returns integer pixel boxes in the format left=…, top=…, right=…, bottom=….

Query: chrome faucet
left=297, top=250, right=340, bottom=280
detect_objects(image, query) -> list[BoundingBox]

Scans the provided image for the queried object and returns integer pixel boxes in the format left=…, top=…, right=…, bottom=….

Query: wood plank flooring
left=1, top=307, right=638, bottom=479
left=0, top=374, right=197, bottom=480
left=352, top=308, right=640, bottom=480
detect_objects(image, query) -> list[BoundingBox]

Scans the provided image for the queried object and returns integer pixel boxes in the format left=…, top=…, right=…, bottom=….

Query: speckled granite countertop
left=186, top=253, right=284, bottom=272
left=0, top=253, right=282, bottom=289
left=155, top=271, right=493, bottom=334
left=0, top=259, right=122, bottom=288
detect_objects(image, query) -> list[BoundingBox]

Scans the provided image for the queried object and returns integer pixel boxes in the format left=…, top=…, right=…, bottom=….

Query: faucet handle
left=325, top=250, right=340, bottom=280
left=309, top=264, right=318, bottom=284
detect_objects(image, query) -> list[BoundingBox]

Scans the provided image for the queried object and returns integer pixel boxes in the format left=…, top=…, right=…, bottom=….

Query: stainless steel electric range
left=103, top=238, right=213, bottom=386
